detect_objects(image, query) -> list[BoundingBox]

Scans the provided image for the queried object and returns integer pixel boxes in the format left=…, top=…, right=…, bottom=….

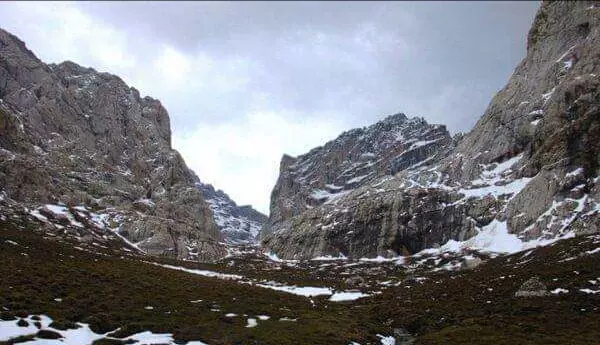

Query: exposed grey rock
left=515, top=276, right=549, bottom=297
left=262, top=1, right=600, bottom=260
left=461, top=257, right=483, bottom=270
left=344, top=276, right=366, bottom=288
left=262, top=113, right=453, bottom=239
left=196, top=182, right=267, bottom=244
left=0, top=28, right=225, bottom=261
left=393, top=328, right=416, bottom=345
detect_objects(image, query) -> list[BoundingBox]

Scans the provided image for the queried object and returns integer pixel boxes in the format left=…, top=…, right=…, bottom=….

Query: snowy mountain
left=0, top=28, right=225, bottom=261
left=262, top=113, right=453, bottom=239
left=262, top=1, right=600, bottom=260
left=196, top=182, right=267, bottom=244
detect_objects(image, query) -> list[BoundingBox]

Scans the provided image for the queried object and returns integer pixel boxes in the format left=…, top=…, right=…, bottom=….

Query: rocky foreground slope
left=262, top=1, right=600, bottom=259
left=0, top=28, right=233, bottom=260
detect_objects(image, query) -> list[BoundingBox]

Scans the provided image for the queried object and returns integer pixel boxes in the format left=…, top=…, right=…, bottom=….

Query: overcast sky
left=0, top=1, right=539, bottom=214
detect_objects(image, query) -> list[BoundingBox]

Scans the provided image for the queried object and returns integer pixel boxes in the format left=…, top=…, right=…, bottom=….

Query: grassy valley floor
left=1, top=218, right=600, bottom=345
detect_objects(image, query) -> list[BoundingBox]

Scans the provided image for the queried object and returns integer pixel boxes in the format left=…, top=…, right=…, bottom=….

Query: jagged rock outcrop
left=0, top=28, right=226, bottom=261
left=196, top=182, right=267, bottom=244
left=262, top=1, right=600, bottom=260
left=262, top=113, right=453, bottom=238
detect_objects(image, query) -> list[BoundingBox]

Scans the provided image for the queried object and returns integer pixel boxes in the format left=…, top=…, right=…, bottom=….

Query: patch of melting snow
left=359, top=256, right=397, bottom=263
left=551, top=288, right=569, bottom=295
left=255, top=283, right=333, bottom=297
left=44, top=204, right=69, bottom=215
left=264, top=251, right=299, bottom=263
left=529, top=109, right=544, bottom=116
left=458, top=177, right=532, bottom=200
left=151, top=262, right=243, bottom=280
left=154, top=261, right=374, bottom=302
left=329, top=292, right=370, bottom=302
left=566, top=167, right=584, bottom=177
left=460, top=220, right=523, bottom=253
left=110, top=228, right=145, bottom=254
left=0, top=315, right=209, bottom=345
left=542, top=87, right=556, bottom=103
left=311, top=254, right=348, bottom=261
left=42, top=204, right=84, bottom=228
left=418, top=219, right=577, bottom=257
left=257, top=315, right=270, bottom=320
left=377, top=334, right=396, bottom=345
left=587, top=247, right=600, bottom=255
left=29, top=210, right=49, bottom=222
left=245, top=318, right=258, bottom=328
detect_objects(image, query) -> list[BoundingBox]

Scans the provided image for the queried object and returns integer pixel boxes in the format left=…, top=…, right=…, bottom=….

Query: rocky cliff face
left=262, top=1, right=600, bottom=260
left=196, top=182, right=267, bottom=244
left=0, top=28, right=226, bottom=261
left=262, top=113, right=453, bottom=238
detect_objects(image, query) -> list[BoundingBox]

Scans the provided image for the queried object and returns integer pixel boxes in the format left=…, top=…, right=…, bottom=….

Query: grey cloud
left=0, top=0, right=542, bottom=212
left=73, top=1, right=539, bottom=134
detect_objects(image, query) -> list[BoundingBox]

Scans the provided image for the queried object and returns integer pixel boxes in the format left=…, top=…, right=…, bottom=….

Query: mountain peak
left=262, top=111, right=452, bottom=238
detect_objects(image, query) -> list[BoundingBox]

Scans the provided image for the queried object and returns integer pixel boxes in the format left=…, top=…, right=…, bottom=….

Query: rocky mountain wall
left=0, top=28, right=225, bottom=261
left=262, top=113, right=453, bottom=238
left=196, top=182, right=267, bottom=244
left=262, top=1, right=600, bottom=260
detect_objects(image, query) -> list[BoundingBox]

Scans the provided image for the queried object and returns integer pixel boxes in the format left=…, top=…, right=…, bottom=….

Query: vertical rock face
left=262, top=1, right=600, bottom=260
left=442, top=0, right=600, bottom=238
left=445, top=1, right=600, bottom=184
left=196, top=182, right=267, bottom=244
left=262, top=113, right=453, bottom=238
left=0, top=28, right=225, bottom=261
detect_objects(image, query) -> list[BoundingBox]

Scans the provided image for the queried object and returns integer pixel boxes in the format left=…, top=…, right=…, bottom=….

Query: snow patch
left=0, top=315, right=208, bottom=345
left=255, top=284, right=333, bottom=297
left=408, top=138, right=442, bottom=150
left=346, top=173, right=372, bottom=185
left=329, top=292, right=370, bottom=302
left=542, top=87, right=556, bottom=103
left=311, top=254, right=348, bottom=261
left=245, top=318, right=258, bottom=328
left=151, top=262, right=243, bottom=280
left=377, top=334, right=396, bottom=345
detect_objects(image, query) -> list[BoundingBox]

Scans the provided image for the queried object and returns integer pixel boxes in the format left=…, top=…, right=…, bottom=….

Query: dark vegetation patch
left=35, top=329, right=62, bottom=339
left=48, top=319, right=80, bottom=330
left=91, top=338, right=136, bottom=345
left=0, top=334, right=36, bottom=345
